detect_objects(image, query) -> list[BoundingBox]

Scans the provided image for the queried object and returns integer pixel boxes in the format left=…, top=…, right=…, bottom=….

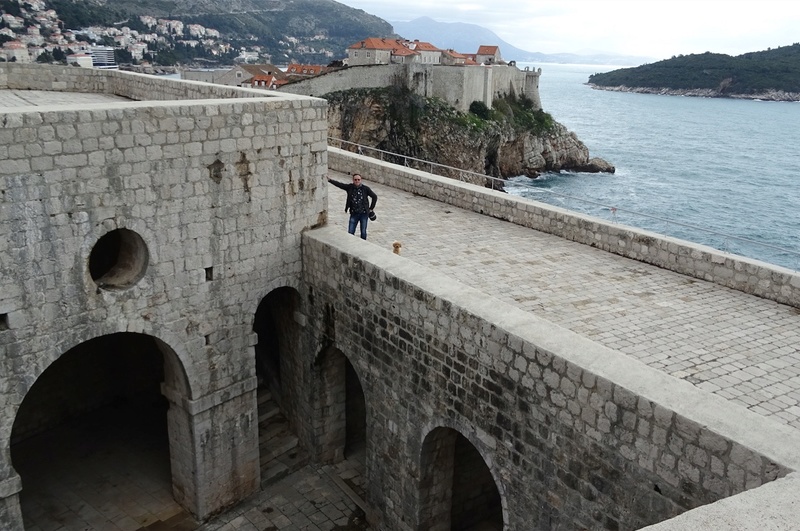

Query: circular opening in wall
left=89, top=228, right=149, bottom=290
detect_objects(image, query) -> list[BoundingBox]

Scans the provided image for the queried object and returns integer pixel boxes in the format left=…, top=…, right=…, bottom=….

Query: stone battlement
left=277, top=62, right=542, bottom=113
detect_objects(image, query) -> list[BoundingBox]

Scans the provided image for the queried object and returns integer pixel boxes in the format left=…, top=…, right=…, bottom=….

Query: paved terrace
left=326, top=170, right=800, bottom=432
left=0, top=89, right=132, bottom=108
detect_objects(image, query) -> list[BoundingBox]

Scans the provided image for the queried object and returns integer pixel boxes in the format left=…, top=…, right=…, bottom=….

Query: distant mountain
left=391, top=17, right=653, bottom=66
left=588, top=44, right=800, bottom=100
left=47, top=0, right=396, bottom=64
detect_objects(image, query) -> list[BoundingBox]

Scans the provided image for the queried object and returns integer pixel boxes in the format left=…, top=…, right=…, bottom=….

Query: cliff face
left=325, top=88, right=613, bottom=187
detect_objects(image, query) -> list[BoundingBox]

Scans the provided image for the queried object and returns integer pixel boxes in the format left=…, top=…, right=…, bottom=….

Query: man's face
left=352, top=175, right=362, bottom=187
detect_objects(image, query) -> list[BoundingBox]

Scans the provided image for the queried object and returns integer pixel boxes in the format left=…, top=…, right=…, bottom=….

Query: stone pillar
left=483, top=66, right=494, bottom=110
left=0, top=474, right=23, bottom=530
left=162, top=377, right=260, bottom=520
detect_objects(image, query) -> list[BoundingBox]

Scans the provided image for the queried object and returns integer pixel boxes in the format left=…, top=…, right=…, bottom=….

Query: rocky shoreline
left=326, top=89, right=615, bottom=188
left=588, top=84, right=800, bottom=102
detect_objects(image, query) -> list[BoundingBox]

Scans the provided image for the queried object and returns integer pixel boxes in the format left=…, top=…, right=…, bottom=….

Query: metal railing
left=328, top=137, right=800, bottom=272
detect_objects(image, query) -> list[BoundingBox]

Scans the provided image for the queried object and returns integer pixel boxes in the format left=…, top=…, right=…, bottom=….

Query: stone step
left=255, top=384, right=309, bottom=488
left=259, top=416, right=290, bottom=440
left=258, top=401, right=280, bottom=425
left=256, top=389, right=272, bottom=406
left=260, top=433, right=298, bottom=461
left=260, top=438, right=308, bottom=487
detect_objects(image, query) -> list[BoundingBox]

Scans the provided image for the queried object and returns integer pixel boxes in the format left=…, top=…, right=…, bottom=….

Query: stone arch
left=9, top=332, right=192, bottom=529
left=253, top=286, right=302, bottom=409
left=252, top=286, right=311, bottom=484
left=312, top=346, right=368, bottom=465
left=24, top=322, right=196, bottom=401
left=418, top=426, right=506, bottom=531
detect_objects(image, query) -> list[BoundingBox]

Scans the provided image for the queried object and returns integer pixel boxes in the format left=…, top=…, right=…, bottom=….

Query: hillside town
left=1, top=0, right=241, bottom=65
left=0, top=0, right=507, bottom=81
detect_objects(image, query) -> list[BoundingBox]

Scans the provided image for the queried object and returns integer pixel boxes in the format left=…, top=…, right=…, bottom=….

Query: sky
left=337, top=0, right=800, bottom=60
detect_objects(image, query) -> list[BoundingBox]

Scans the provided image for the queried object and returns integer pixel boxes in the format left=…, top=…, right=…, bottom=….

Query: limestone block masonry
left=278, top=63, right=543, bottom=113
left=301, top=226, right=800, bottom=530
left=0, top=64, right=328, bottom=528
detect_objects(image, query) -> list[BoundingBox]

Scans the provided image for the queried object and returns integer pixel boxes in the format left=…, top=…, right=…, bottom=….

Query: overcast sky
left=337, top=0, right=800, bottom=60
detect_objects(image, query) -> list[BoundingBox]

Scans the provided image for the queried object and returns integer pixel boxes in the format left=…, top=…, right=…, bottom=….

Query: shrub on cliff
left=469, top=101, right=491, bottom=120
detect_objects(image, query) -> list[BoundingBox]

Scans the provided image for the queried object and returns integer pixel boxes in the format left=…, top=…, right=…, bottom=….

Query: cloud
left=339, top=0, right=800, bottom=59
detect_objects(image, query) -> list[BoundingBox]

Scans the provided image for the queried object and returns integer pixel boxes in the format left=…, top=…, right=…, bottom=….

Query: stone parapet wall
left=328, top=147, right=800, bottom=308
left=302, top=226, right=800, bottom=529
left=0, top=66, right=328, bottom=524
left=0, top=63, right=316, bottom=102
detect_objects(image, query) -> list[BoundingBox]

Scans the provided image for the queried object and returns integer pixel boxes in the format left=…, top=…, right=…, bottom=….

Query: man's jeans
left=348, top=212, right=369, bottom=239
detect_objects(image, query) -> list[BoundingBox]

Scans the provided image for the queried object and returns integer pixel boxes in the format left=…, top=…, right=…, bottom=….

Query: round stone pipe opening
left=89, top=228, right=149, bottom=290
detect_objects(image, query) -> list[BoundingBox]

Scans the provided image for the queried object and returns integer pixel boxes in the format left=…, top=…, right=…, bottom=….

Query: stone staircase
left=257, top=386, right=308, bottom=486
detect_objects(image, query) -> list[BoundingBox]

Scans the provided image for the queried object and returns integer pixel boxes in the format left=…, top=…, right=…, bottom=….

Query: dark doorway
left=344, top=358, right=367, bottom=458
left=253, top=287, right=301, bottom=409
left=10, top=333, right=191, bottom=529
left=253, top=287, right=307, bottom=485
left=419, top=427, right=504, bottom=531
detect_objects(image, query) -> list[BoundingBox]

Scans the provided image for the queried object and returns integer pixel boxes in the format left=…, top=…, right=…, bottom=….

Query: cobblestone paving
left=0, top=88, right=132, bottom=108
left=200, top=464, right=368, bottom=531
left=326, top=172, right=800, bottom=430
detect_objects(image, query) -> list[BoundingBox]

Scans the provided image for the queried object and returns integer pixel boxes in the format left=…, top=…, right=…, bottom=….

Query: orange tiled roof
left=348, top=37, right=436, bottom=58
left=392, top=47, right=417, bottom=57
left=286, top=63, right=327, bottom=75
left=410, top=40, right=440, bottom=51
left=477, top=45, right=499, bottom=55
left=443, top=49, right=467, bottom=59
left=348, top=37, right=402, bottom=51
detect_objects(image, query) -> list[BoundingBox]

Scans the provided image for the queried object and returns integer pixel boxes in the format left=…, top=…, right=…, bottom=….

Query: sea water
left=507, top=63, right=800, bottom=271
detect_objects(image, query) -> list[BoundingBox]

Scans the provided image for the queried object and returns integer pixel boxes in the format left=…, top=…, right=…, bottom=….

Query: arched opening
left=344, top=358, right=367, bottom=459
left=254, top=287, right=302, bottom=406
left=419, top=427, right=504, bottom=531
left=315, top=347, right=368, bottom=501
left=253, top=287, right=306, bottom=484
left=10, top=333, right=192, bottom=529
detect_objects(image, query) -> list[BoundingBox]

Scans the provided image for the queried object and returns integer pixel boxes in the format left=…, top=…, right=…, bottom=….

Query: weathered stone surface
left=326, top=90, right=613, bottom=186
left=0, top=63, right=328, bottom=528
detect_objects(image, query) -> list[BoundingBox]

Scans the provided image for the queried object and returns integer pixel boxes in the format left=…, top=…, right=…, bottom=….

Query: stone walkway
left=326, top=171, right=800, bottom=431
left=0, top=89, right=131, bottom=109
left=200, top=460, right=368, bottom=531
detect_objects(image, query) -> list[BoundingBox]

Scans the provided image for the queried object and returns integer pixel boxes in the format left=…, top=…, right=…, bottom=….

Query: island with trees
left=588, top=43, right=800, bottom=101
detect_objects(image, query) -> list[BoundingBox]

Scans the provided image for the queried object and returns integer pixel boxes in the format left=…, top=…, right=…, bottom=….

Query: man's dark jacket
left=329, top=179, right=378, bottom=214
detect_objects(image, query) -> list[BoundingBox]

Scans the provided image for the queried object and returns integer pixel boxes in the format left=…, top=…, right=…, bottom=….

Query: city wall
left=278, top=63, right=542, bottom=112
left=0, top=64, right=328, bottom=527
left=328, top=148, right=800, bottom=308
left=301, top=226, right=800, bottom=529
left=0, top=62, right=314, bottom=102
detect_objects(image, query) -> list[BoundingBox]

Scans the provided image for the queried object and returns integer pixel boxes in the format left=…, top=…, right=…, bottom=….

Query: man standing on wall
left=327, top=173, right=378, bottom=240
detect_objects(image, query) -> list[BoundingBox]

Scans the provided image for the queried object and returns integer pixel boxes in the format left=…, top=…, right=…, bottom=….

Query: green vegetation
left=489, top=92, right=555, bottom=134
left=48, top=0, right=131, bottom=29
left=588, top=43, right=800, bottom=94
left=464, top=93, right=555, bottom=134
left=44, top=0, right=395, bottom=64
left=324, top=87, right=556, bottom=139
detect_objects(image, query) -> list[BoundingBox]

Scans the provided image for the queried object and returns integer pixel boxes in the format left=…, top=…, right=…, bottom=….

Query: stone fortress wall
left=302, top=224, right=800, bottom=529
left=0, top=63, right=328, bottom=527
left=277, top=63, right=543, bottom=113
left=2, top=63, right=800, bottom=529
